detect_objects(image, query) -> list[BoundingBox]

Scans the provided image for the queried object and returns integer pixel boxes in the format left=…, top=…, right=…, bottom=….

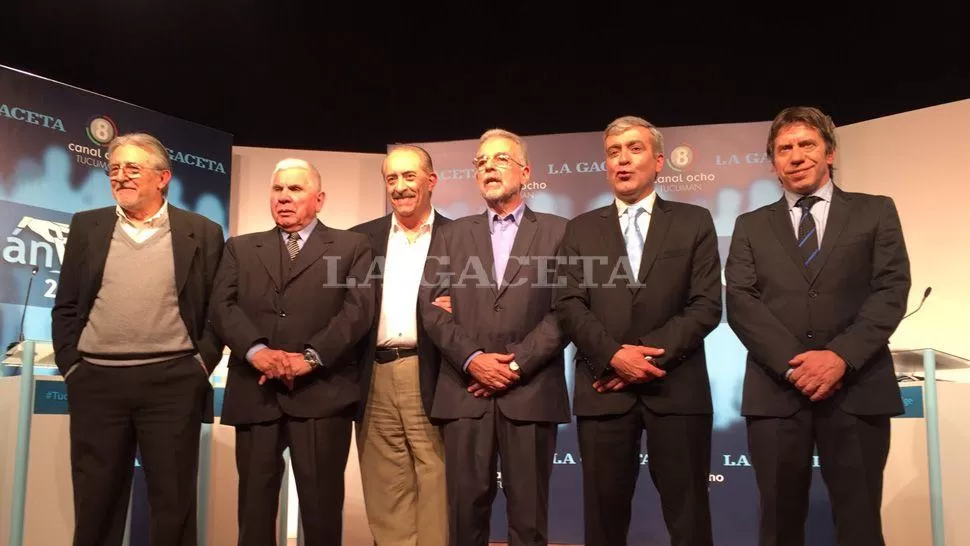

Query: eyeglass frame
left=472, top=152, right=526, bottom=171
left=106, top=162, right=167, bottom=179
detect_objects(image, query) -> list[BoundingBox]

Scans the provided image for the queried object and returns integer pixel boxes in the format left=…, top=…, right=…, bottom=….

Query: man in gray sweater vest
left=52, top=133, right=225, bottom=546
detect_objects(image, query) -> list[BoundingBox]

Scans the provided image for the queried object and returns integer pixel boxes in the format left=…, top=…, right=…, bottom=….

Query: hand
left=432, top=296, right=453, bottom=314
left=788, top=350, right=847, bottom=402
left=609, top=345, right=666, bottom=384
left=466, top=352, right=519, bottom=391
left=251, top=348, right=288, bottom=380
left=467, top=381, right=498, bottom=398
left=593, top=375, right=629, bottom=393
left=258, top=352, right=313, bottom=388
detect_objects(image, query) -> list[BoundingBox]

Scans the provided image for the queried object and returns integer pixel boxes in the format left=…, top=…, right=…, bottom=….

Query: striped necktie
left=286, top=232, right=301, bottom=261
left=795, top=195, right=822, bottom=269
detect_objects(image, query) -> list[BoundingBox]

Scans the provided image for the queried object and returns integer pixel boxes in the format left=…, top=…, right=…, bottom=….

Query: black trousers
left=747, top=402, right=891, bottom=546
left=577, top=400, right=713, bottom=546
left=441, top=402, right=558, bottom=546
left=234, top=414, right=352, bottom=546
left=66, top=355, right=209, bottom=546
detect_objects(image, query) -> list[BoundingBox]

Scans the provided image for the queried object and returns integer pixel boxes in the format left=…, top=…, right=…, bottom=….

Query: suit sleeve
left=51, top=213, right=86, bottom=375
left=418, top=227, right=484, bottom=374
left=306, top=236, right=376, bottom=366
left=209, top=238, right=268, bottom=360
left=555, top=220, right=622, bottom=379
left=506, top=251, right=568, bottom=380
left=197, top=221, right=226, bottom=373
left=636, top=209, right=722, bottom=369
left=725, top=213, right=806, bottom=379
left=825, top=197, right=911, bottom=370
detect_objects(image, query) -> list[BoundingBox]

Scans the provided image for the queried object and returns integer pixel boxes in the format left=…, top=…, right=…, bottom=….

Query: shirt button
left=279, top=311, right=286, bottom=318
left=806, top=330, right=814, bottom=339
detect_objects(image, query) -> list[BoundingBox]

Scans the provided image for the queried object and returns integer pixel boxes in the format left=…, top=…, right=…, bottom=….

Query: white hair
left=271, top=158, right=322, bottom=190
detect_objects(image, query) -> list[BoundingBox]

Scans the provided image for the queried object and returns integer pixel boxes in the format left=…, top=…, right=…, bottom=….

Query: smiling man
left=52, top=132, right=225, bottom=546
left=350, top=145, right=451, bottom=546
left=725, top=106, right=911, bottom=546
left=210, top=157, right=374, bottom=546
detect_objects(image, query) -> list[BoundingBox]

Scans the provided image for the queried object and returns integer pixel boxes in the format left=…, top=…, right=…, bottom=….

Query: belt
left=375, top=347, right=418, bottom=364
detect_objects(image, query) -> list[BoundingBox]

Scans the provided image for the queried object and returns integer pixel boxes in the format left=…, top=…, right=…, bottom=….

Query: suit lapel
left=255, top=229, right=283, bottom=290
left=768, top=196, right=812, bottom=284
left=598, top=205, right=630, bottom=291
left=286, top=223, right=334, bottom=287
left=373, top=216, right=392, bottom=303
left=470, top=213, right=498, bottom=298
left=168, top=207, right=199, bottom=295
left=636, top=197, right=672, bottom=287
left=497, top=207, right=537, bottom=299
left=808, top=186, right=851, bottom=284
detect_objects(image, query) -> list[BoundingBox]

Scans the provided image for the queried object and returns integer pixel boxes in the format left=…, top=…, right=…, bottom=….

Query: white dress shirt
left=377, top=209, right=436, bottom=348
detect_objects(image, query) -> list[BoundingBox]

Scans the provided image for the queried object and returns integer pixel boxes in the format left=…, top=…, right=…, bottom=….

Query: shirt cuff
left=463, top=350, right=483, bottom=372
left=246, top=343, right=268, bottom=364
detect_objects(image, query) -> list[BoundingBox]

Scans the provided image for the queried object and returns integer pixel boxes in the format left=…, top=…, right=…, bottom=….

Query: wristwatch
left=509, top=361, right=520, bottom=372
left=303, top=349, right=322, bottom=370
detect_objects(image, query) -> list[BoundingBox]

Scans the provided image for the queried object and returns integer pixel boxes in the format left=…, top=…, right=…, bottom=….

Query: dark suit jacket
left=725, top=185, right=911, bottom=418
left=419, top=207, right=570, bottom=424
left=210, top=221, right=375, bottom=426
left=51, top=204, right=225, bottom=419
left=350, top=211, right=451, bottom=420
left=555, top=197, right=722, bottom=417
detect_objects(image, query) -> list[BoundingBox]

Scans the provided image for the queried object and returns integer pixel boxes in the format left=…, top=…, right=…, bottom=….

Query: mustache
left=391, top=190, right=417, bottom=199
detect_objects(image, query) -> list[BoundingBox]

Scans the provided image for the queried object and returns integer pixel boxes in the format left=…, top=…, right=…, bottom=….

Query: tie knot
left=287, top=232, right=300, bottom=242
left=795, top=195, right=822, bottom=212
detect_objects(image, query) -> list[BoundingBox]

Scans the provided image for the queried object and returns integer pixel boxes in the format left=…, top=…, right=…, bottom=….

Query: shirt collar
left=785, top=179, right=834, bottom=210
left=391, top=208, right=436, bottom=236
left=116, top=200, right=168, bottom=228
left=487, top=201, right=526, bottom=234
left=615, top=190, right=656, bottom=218
left=281, top=217, right=319, bottom=242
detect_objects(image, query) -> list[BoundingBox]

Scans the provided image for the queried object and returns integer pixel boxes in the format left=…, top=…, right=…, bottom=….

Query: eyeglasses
left=472, top=153, right=525, bottom=171
left=106, top=162, right=163, bottom=179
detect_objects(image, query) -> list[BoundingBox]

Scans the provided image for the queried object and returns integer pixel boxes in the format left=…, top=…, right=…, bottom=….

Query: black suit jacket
left=350, top=211, right=451, bottom=420
left=51, top=205, right=226, bottom=419
left=419, top=207, right=570, bottom=424
left=725, top=185, right=911, bottom=417
left=555, top=197, right=722, bottom=417
left=210, top=222, right=375, bottom=426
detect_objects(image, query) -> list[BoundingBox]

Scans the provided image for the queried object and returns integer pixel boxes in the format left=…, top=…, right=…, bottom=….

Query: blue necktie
left=624, top=206, right=645, bottom=276
left=796, top=196, right=822, bottom=270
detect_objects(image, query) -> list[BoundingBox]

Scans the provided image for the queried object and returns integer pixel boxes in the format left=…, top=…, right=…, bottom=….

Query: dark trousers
left=747, top=402, right=891, bottom=546
left=66, top=356, right=209, bottom=546
left=577, top=400, right=713, bottom=546
left=441, top=402, right=557, bottom=546
left=234, top=414, right=352, bottom=546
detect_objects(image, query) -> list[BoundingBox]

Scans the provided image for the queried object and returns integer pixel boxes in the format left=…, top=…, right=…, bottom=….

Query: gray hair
left=604, top=115, right=665, bottom=156
left=107, top=132, right=172, bottom=171
left=479, top=128, right=529, bottom=165
left=271, top=158, right=323, bottom=191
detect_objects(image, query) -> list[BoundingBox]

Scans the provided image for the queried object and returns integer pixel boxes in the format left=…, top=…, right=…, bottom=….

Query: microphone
left=902, top=286, right=932, bottom=320
left=7, top=265, right=39, bottom=353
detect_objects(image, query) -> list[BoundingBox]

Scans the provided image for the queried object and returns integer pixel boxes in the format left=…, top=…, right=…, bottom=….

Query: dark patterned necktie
left=795, top=195, right=822, bottom=269
left=286, top=232, right=301, bottom=261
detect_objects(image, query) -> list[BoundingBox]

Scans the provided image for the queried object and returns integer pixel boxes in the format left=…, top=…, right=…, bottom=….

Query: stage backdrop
left=0, top=64, right=232, bottom=546
left=407, top=121, right=837, bottom=545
